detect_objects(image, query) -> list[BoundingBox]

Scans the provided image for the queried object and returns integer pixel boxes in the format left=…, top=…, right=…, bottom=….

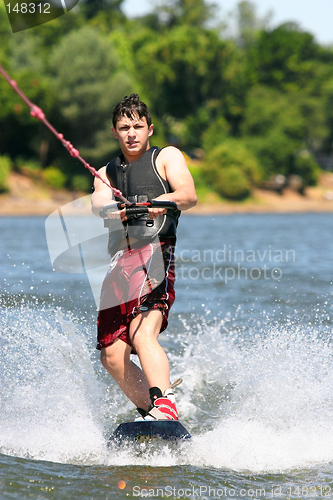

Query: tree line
left=0, top=0, right=333, bottom=199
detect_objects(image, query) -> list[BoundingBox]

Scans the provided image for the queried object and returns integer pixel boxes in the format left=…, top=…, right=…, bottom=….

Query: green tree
left=235, top=1, right=271, bottom=49
left=42, top=166, right=67, bottom=189
left=49, top=26, right=134, bottom=168
left=151, top=0, right=218, bottom=28
left=0, top=155, right=12, bottom=192
left=1, top=0, right=333, bottom=199
left=322, top=78, right=333, bottom=153
left=294, top=150, right=320, bottom=186
left=203, top=138, right=261, bottom=200
left=0, top=30, right=53, bottom=162
left=242, top=85, right=325, bottom=183
left=131, top=23, right=249, bottom=145
left=253, top=23, right=333, bottom=91
left=80, top=0, right=125, bottom=22
left=0, top=4, right=83, bottom=163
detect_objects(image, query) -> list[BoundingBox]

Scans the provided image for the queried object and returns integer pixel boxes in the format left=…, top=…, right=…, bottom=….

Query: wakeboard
left=108, top=420, right=191, bottom=446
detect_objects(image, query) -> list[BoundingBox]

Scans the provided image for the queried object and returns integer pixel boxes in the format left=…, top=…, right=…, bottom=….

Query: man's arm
left=91, top=167, right=115, bottom=216
left=154, top=146, right=197, bottom=211
left=91, top=166, right=127, bottom=221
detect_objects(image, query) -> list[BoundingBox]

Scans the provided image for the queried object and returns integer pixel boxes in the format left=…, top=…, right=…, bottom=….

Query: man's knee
left=130, top=310, right=163, bottom=347
left=100, top=348, right=115, bottom=372
left=100, top=342, right=127, bottom=374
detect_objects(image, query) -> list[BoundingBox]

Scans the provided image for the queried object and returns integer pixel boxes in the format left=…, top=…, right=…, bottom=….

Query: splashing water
left=0, top=305, right=108, bottom=464
left=172, top=317, right=333, bottom=472
left=1, top=301, right=333, bottom=473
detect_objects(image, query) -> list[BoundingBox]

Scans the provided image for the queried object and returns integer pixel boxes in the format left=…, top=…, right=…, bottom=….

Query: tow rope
left=0, top=63, right=131, bottom=205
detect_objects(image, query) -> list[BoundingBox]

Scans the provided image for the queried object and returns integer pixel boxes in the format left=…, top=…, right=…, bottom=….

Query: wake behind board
left=108, top=420, right=191, bottom=446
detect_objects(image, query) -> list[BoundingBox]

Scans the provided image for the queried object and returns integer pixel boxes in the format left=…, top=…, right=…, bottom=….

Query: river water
left=1, top=211, right=333, bottom=499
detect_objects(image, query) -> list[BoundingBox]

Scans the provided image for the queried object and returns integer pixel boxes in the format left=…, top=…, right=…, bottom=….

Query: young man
left=91, top=94, right=197, bottom=420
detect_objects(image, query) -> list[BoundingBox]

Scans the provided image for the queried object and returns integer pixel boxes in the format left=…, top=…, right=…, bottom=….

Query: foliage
left=293, top=150, right=320, bottom=186
left=153, top=0, right=218, bottom=28
left=234, top=0, right=272, bottom=49
left=49, top=26, right=134, bottom=165
left=0, top=27, right=56, bottom=163
left=0, top=155, right=12, bottom=192
left=253, top=23, right=328, bottom=90
left=79, top=0, right=125, bottom=22
left=131, top=24, right=235, bottom=119
left=201, top=115, right=231, bottom=151
left=203, top=139, right=261, bottom=200
left=213, top=165, right=251, bottom=200
left=1, top=0, right=333, bottom=197
left=322, top=78, right=333, bottom=151
left=188, top=163, right=208, bottom=197
left=71, top=175, right=92, bottom=192
left=17, top=158, right=42, bottom=179
left=241, top=85, right=327, bottom=183
left=42, top=167, right=67, bottom=189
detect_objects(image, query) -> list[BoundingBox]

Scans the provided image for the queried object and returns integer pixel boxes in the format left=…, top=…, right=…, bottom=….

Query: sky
left=122, top=0, right=333, bottom=46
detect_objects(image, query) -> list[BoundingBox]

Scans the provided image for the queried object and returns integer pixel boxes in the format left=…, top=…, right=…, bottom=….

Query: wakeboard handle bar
left=99, top=200, right=178, bottom=218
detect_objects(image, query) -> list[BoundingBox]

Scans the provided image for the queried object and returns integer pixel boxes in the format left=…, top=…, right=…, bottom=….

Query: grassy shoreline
left=1, top=171, right=333, bottom=216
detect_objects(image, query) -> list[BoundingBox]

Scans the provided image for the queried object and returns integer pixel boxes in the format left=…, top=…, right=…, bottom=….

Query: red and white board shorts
left=96, top=238, right=176, bottom=353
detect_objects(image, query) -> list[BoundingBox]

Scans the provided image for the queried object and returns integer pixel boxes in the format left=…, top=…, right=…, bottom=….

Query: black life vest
left=105, top=147, right=180, bottom=250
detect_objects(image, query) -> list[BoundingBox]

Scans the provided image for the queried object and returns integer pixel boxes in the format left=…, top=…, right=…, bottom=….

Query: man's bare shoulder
left=159, top=146, right=186, bottom=162
left=157, top=146, right=189, bottom=175
left=98, top=165, right=107, bottom=176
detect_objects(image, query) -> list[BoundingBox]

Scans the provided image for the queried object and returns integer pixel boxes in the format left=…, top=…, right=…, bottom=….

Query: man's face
left=112, top=114, right=154, bottom=158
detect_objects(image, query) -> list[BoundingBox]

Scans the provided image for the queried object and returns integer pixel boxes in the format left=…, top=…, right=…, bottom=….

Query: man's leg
left=100, top=310, right=177, bottom=419
left=100, top=339, right=151, bottom=410
left=129, top=309, right=170, bottom=396
left=129, top=309, right=179, bottom=420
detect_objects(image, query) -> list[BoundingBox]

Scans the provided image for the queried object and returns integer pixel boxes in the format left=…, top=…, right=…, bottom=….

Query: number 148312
left=6, top=3, right=51, bottom=14
left=286, top=485, right=332, bottom=497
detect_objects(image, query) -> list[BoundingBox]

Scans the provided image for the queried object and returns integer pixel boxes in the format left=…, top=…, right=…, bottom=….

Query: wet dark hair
left=112, top=94, right=152, bottom=128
